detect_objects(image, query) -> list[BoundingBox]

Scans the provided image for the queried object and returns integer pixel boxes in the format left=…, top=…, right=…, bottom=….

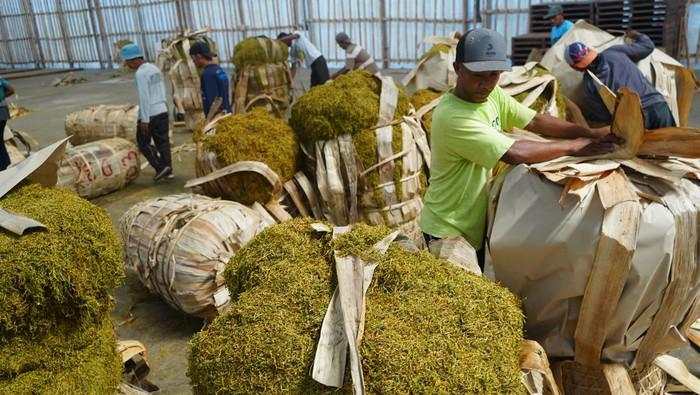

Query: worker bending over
left=122, top=43, right=173, bottom=181
left=189, top=41, right=231, bottom=117
left=565, top=30, right=675, bottom=129
left=420, top=28, right=618, bottom=261
left=331, top=32, right=380, bottom=79
left=278, top=31, right=329, bottom=87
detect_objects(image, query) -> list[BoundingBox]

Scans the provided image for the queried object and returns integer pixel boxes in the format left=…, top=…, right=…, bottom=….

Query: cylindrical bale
left=119, top=194, right=271, bottom=319
left=188, top=219, right=524, bottom=394
left=57, top=137, right=140, bottom=199
left=65, top=104, right=138, bottom=145
left=195, top=108, right=299, bottom=205
left=232, top=37, right=292, bottom=115
left=290, top=70, right=430, bottom=242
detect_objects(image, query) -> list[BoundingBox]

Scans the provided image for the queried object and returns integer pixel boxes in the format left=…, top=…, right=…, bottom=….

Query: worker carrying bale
left=290, top=70, right=431, bottom=245
left=330, top=32, right=380, bottom=79
left=0, top=184, right=124, bottom=393
left=119, top=193, right=271, bottom=319
left=189, top=41, right=232, bottom=118
left=65, top=104, right=139, bottom=145
left=56, top=137, right=140, bottom=199
left=419, top=28, right=616, bottom=266
left=564, top=30, right=676, bottom=129
left=231, top=36, right=292, bottom=116
left=158, top=30, right=218, bottom=131
left=188, top=218, right=525, bottom=394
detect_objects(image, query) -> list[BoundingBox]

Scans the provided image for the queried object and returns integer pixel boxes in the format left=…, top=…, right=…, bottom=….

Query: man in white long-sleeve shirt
left=121, top=43, right=172, bottom=181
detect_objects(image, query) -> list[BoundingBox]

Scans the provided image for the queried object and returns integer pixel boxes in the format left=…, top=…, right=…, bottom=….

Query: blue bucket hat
left=120, top=43, right=144, bottom=61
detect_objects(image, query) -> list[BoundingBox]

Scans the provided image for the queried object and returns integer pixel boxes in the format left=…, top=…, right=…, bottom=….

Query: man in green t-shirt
left=420, top=29, right=619, bottom=259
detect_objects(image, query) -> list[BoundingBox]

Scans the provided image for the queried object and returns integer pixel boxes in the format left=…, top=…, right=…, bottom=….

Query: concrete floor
left=5, top=68, right=700, bottom=394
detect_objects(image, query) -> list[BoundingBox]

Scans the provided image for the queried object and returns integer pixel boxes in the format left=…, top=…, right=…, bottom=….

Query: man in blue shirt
left=565, top=31, right=675, bottom=130
left=545, top=5, right=574, bottom=45
left=189, top=41, right=232, bottom=117
left=0, top=76, right=15, bottom=171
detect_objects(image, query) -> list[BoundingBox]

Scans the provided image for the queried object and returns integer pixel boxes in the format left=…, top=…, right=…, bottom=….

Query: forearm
left=502, top=139, right=585, bottom=165
left=525, top=114, right=598, bottom=139
left=331, top=67, right=349, bottom=79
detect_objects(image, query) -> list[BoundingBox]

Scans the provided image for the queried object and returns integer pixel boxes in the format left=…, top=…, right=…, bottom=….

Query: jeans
left=137, top=112, right=171, bottom=173
left=0, top=120, right=10, bottom=171
left=310, top=56, right=329, bottom=87
left=643, top=101, right=676, bottom=130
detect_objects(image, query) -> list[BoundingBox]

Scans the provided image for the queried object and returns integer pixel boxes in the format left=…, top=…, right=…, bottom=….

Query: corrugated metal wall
left=0, top=0, right=697, bottom=70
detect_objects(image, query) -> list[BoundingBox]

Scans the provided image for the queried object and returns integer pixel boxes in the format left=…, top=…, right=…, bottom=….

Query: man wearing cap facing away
left=419, top=29, right=619, bottom=263
left=189, top=41, right=231, bottom=117
left=565, top=31, right=675, bottom=129
left=122, top=43, right=173, bottom=181
left=331, top=32, right=380, bottom=79
left=545, top=4, right=574, bottom=45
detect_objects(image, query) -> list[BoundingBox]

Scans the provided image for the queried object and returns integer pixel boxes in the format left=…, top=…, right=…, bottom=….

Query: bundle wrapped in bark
left=401, top=32, right=459, bottom=95
left=189, top=108, right=320, bottom=222
left=498, top=62, right=569, bottom=120
left=188, top=218, right=524, bottom=394
left=232, top=37, right=292, bottom=116
left=119, top=194, right=272, bottom=319
left=56, top=137, right=140, bottom=199
left=487, top=90, right=700, bottom=392
left=158, top=29, right=217, bottom=130
left=65, top=104, right=138, bottom=145
left=290, top=70, right=430, bottom=244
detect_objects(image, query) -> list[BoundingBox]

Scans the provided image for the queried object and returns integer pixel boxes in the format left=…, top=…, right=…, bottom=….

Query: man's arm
left=502, top=135, right=617, bottom=165
left=608, top=30, right=654, bottom=63
left=525, top=113, right=610, bottom=139
left=4, top=83, right=14, bottom=98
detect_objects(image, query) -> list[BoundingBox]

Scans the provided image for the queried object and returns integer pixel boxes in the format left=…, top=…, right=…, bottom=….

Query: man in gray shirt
left=331, top=32, right=380, bottom=79
left=0, top=76, right=15, bottom=171
left=122, top=43, right=172, bottom=181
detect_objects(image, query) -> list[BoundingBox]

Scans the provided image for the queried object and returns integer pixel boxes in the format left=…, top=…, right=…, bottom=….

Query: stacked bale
left=65, top=104, right=138, bottom=145
left=0, top=184, right=124, bottom=392
left=119, top=194, right=272, bottom=319
left=194, top=108, right=299, bottom=206
left=188, top=218, right=524, bottom=393
left=290, top=70, right=430, bottom=244
left=57, top=137, right=140, bottom=199
left=410, top=88, right=442, bottom=140
left=231, top=37, right=292, bottom=116
left=159, top=30, right=218, bottom=131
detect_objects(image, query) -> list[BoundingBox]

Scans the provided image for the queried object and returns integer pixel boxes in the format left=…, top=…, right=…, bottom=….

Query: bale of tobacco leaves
left=195, top=108, right=299, bottom=205
left=0, top=184, right=124, bottom=338
left=0, top=318, right=122, bottom=394
left=232, top=36, right=289, bottom=70
left=188, top=218, right=524, bottom=394
left=0, top=184, right=124, bottom=392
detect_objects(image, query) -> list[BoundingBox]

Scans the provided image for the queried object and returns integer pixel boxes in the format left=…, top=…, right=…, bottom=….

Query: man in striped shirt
left=331, top=32, right=380, bottom=79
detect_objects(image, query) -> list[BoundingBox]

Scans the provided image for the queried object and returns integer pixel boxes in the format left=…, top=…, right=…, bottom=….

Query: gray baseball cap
left=457, top=28, right=510, bottom=73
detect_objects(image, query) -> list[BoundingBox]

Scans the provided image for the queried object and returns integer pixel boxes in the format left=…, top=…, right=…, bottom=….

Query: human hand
left=587, top=126, right=611, bottom=139
left=569, top=134, right=622, bottom=157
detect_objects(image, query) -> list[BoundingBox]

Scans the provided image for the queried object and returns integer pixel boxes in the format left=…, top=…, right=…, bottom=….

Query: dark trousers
left=137, top=112, right=171, bottom=173
left=310, top=56, right=329, bottom=87
left=643, top=101, right=676, bottom=130
left=0, top=120, right=10, bottom=171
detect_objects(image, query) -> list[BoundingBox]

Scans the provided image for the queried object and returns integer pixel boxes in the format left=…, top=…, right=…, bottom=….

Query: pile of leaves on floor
left=188, top=218, right=524, bottom=394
